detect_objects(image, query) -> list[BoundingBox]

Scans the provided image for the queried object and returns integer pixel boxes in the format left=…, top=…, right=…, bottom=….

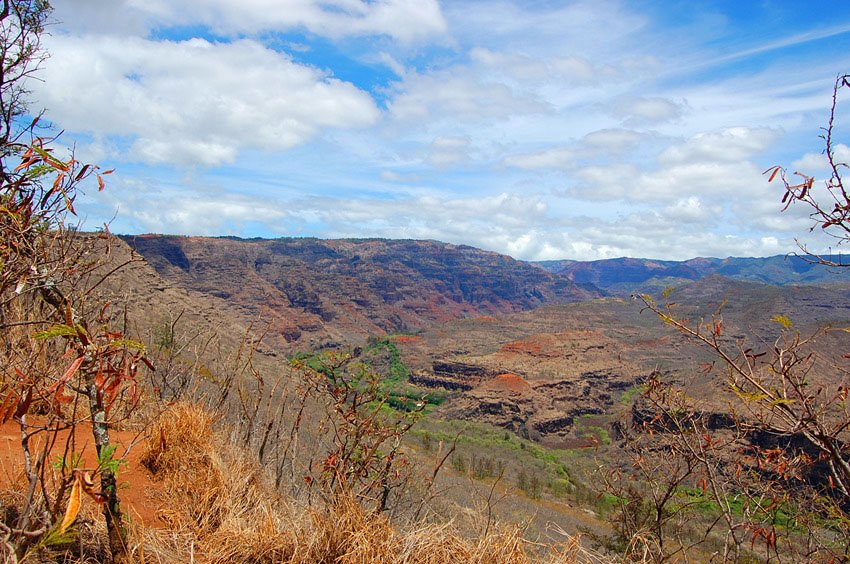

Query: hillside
left=537, top=254, right=850, bottom=295
left=390, top=274, right=850, bottom=446
left=120, top=235, right=598, bottom=350
left=109, top=234, right=850, bottom=444
left=30, top=234, right=850, bottom=562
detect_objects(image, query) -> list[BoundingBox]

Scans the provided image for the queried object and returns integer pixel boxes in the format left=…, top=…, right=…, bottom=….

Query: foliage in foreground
left=593, top=74, right=850, bottom=563
left=130, top=402, right=599, bottom=564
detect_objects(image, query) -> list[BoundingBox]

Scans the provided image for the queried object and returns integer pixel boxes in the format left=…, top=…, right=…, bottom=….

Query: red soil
left=484, top=373, right=532, bottom=394
left=0, top=420, right=162, bottom=528
left=389, top=335, right=422, bottom=343
left=500, top=337, right=550, bottom=356
left=500, top=330, right=606, bottom=357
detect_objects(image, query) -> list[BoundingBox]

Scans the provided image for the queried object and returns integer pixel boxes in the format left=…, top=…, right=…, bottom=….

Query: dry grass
left=130, top=402, right=605, bottom=563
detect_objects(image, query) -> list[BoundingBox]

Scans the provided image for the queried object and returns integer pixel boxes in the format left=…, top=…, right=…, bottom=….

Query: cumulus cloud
left=388, top=71, right=550, bottom=123
left=54, top=0, right=447, bottom=43
left=34, top=36, right=379, bottom=166
left=576, top=160, right=767, bottom=201
left=504, top=129, right=648, bottom=170
left=662, top=196, right=719, bottom=224
left=582, top=128, right=647, bottom=153
left=87, top=178, right=292, bottom=235
left=427, top=136, right=472, bottom=168
left=792, top=143, right=850, bottom=173
left=572, top=214, right=791, bottom=260
left=95, top=172, right=802, bottom=262
left=659, top=126, right=781, bottom=164
left=470, top=48, right=621, bottom=85
left=609, top=96, right=685, bottom=126
left=505, top=146, right=576, bottom=170
left=566, top=127, right=782, bottom=201
left=380, top=170, right=421, bottom=183
left=43, top=0, right=846, bottom=261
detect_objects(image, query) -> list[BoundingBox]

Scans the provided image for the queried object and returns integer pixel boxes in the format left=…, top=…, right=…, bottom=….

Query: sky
left=29, top=0, right=850, bottom=261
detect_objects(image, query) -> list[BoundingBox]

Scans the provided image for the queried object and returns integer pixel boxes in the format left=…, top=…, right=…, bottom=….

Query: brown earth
left=93, top=234, right=850, bottom=482
left=484, top=373, right=532, bottom=394
left=394, top=278, right=850, bottom=446
left=0, top=420, right=162, bottom=528
left=119, top=235, right=598, bottom=351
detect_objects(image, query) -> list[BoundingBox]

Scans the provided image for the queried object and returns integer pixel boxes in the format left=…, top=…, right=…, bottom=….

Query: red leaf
left=48, top=356, right=85, bottom=394
left=0, top=392, right=17, bottom=423
left=768, top=167, right=780, bottom=182
left=74, top=164, right=92, bottom=181
left=14, top=388, right=32, bottom=418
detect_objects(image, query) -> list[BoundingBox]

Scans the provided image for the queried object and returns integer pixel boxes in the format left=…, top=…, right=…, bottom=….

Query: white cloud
left=34, top=36, right=379, bottom=166
left=792, top=143, right=850, bottom=172
left=427, top=136, right=472, bottom=168
left=550, top=56, right=608, bottom=83
left=43, top=0, right=850, bottom=261
left=562, top=127, right=777, bottom=198
left=380, top=170, right=421, bottom=183
left=569, top=210, right=791, bottom=260
left=470, top=48, right=620, bottom=85
left=609, top=96, right=685, bottom=126
left=662, top=196, right=718, bottom=224
left=582, top=128, right=647, bottom=153
left=87, top=178, right=290, bottom=235
left=504, top=129, right=648, bottom=171
left=505, top=146, right=575, bottom=170
left=54, top=0, right=447, bottom=43
left=575, top=160, right=766, bottom=201
left=388, top=70, right=551, bottom=123
left=659, top=127, right=781, bottom=164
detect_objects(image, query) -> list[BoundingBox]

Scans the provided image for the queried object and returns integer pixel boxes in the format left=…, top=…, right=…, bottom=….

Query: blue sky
left=32, top=0, right=850, bottom=260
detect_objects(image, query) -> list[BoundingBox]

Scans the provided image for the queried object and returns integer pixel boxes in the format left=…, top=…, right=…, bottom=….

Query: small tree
left=0, top=2, right=149, bottom=560
left=767, top=73, right=850, bottom=263
left=607, top=74, right=850, bottom=562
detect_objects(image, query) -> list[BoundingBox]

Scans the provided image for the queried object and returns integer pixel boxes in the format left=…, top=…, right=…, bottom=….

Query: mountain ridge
left=120, top=234, right=598, bottom=350
left=534, top=253, right=850, bottom=294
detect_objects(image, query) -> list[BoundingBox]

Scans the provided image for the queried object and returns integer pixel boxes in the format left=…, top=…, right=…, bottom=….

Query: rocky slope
left=120, top=235, right=598, bottom=350
left=391, top=275, right=850, bottom=445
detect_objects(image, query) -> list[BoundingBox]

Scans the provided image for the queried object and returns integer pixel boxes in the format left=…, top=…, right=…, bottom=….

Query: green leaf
left=771, top=314, right=794, bottom=329
left=107, top=338, right=146, bottom=351
left=34, top=324, right=77, bottom=340
left=97, top=444, right=125, bottom=476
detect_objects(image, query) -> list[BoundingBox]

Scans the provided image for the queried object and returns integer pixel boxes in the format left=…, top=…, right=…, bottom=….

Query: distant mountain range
left=534, top=254, right=850, bottom=295
left=120, top=235, right=850, bottom=349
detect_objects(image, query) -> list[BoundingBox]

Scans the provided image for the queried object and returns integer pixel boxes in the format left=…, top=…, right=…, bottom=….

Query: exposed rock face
left=121, top=235, right=598, bottom=349
left=410, top=361, right=494, bottom=390
left=436, top=363, right=629, bottom=446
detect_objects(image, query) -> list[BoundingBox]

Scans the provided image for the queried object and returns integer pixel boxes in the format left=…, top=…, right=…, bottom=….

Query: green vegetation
left=411, top=418, right=599, bottom=502
left=291, top=337, right=445, bottom=413
left=619, top=384, right=645, bottom=406
left=371, top=336, right=410, bottom=383
left=573, top=413, right=612, bottom=446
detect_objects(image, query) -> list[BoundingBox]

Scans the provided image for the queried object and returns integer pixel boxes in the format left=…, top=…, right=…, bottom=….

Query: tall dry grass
left=131, top=402, right=604, bottom=563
